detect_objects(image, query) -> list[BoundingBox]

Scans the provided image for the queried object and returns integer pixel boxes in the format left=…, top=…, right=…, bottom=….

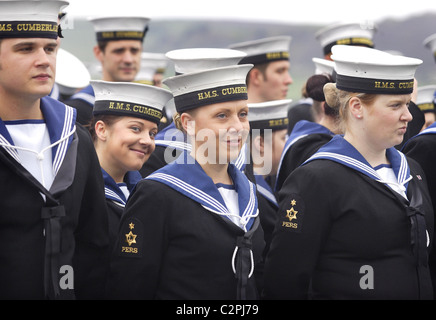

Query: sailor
left=264, top=45, right=434, bottom=299
left=0, top=0, right=109, bottom=299
left=65, top=16, right=150, bottom=125
left=107, top=64, right=265, bottom=300
left=275, top=70, right=340, bottom=192
left=139, top=47, right=248, bottom=178
left=315, top=21, right=377, bottom=60
left=414, top=85, right=436, bottom=131
left=247, top=99, right=291, bottom=254
left=229, top=36, right=293, bottom=103
left=88, top=80, right=172, bottom=248
left=134, top=52, right=168, bottom=87
left=424, top=33, right=436, bottom=63
left=402, top=119, right=436, bottom=292
left=286, top=57, right=335, bottom=134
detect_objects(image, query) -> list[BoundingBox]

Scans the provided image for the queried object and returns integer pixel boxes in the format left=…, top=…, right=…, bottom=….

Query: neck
left=318, top=116, right=340, bottom=134
left=0, top=92, right=43, bottom=121
left=96, top=147, right=127, bottom=183
left=344, top=132, right=388, bottom=167
left=199, top=161, right=232, bottom=185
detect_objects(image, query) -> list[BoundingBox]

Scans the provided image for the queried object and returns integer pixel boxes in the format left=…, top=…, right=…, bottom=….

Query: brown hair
left=89, top=114, right=120, bottom=142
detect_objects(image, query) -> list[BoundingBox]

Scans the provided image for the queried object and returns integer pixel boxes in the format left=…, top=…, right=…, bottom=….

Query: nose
left=285, top=72, right=293, bottom=85
left=401, top=104, right=413, bottom=123
left=122, top=51, right=134, bottom=64
left=228, top=114, right=245, bottom=134
left=35, top=48, right=50, bottom=67
left=139, top=131, right=155, bottom=147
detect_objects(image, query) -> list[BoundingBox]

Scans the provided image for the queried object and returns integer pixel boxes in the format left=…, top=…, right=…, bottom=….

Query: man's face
left=0, top=37, right=58, bottom=99
left=95, top=40, right=142, bottom=82
left=258, top=60, right=293, bottom=101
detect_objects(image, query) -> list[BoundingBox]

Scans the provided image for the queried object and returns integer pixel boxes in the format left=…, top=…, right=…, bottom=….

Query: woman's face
left=96, top=116, right=157, bottom=175
left=186, top=100, right=250, bottom=165
left=360, top=94, right=413, bottom=150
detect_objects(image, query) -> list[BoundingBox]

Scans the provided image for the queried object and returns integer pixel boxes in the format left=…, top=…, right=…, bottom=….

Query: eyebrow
left=12, top=41, right=58, bottom=49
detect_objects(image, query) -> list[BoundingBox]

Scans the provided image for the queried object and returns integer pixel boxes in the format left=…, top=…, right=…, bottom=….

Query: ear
left=348, top=96, right=363, bottom=119
left=253, top=135, right=264, bottom=154
left=93, top=45, right=104, bottom=63
left=94, top=120, right=108, bottom=141
left=180, top=113, right=195, bottom=136
left=249, top=68, right=263, bottom=86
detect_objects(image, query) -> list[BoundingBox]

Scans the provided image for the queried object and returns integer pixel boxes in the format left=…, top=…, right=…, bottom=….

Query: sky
left=64, top=0, right=436, bottom=25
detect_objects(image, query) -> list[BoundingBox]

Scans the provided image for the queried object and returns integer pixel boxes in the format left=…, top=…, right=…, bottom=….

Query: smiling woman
left=89, top=80, right=172, bottom=248
left=106, top=64, right=266, bottom=300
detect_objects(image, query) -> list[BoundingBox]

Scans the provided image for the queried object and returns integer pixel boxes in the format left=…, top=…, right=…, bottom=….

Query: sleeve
left=72, top=126, right=110, bottom=299
left=105, top=180, right=170, bottom=299
left=263, top=164, right=333, bottom=299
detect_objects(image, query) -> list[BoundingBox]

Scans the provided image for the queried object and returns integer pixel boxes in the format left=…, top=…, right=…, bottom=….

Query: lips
left=33, top=73, right=51, bottom=80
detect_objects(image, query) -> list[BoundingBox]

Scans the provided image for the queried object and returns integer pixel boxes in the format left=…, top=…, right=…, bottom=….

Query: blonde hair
left=323, top=83, right=377, bottom=131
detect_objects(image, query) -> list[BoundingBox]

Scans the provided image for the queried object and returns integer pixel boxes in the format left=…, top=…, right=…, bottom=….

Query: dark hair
left=89, top=114, right=120, bottom=142
left=306, top=74, right=338, bottom=117
left=306, top=74, right=333, bottom=102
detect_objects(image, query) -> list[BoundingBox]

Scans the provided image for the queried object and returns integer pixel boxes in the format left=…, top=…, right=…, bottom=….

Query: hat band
left=323, top=37, right=374, bottom=55
left=96, top=30, right=145, bottom=42
left=239, top=51, right=289, bottom=65
left=250, top=117, right=288, bottom=131
left=93, top=100, right=162, bottom=124
left=418, top=103, right=435, bottom=113
left=335, top=74, right=415, bottom=95
left=0, top=21, right=58, bottom=39
left=174, top=84, right=248, bottom=113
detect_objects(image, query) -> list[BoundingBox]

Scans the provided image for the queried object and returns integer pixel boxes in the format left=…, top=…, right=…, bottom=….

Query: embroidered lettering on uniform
left=374, top=80, right=414, bottom=90
left=121, top=222, right=138, bottom=254
left=282, top=199, right=298, bottom=229
left=280, top=195, right=304, bottom=232
left=197, top=90, right=218, bottom=100
left=0, top=24, right=13, bottom=32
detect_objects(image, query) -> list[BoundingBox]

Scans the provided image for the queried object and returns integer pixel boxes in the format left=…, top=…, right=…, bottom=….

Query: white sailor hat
left=247, top=99, right=292, bottom=131
left=312, top=57, right=335, bottom=75
left=315, top=21, right=376, bottom=56
left=423, top=34, right=436, bottom=61
left=88, top=16, right=150, bottom=42
left=416, top=85, right=436, bottom=113
left=135, top=52, right=169, bottom=85
left=165, top=48, right=247, bottom=75
left=162, top=64, right=253, bottom=113
left=331, top=45, right=422, bottom=95
left=91, top=80, right=173, bottom=125
left=228, top=36, right=291, bottom=65
left=55, top=48, right=91, bottom=95
left=0, top=0, right=69, bottom=39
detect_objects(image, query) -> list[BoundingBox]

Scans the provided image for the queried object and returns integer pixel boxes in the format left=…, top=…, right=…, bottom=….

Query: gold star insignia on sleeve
left=125, top=231, right=137, bottom=246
